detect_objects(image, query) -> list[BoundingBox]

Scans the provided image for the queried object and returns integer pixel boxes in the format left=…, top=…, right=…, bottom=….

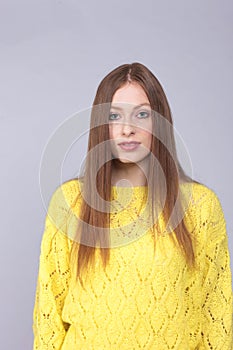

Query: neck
left=111, top=159, right=149, bottom=187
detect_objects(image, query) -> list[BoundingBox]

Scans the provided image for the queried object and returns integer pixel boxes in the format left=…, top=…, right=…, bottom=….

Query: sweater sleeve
left=200, top=191, right=233, bottom=349
left=33, top=186, right=72, bottom=350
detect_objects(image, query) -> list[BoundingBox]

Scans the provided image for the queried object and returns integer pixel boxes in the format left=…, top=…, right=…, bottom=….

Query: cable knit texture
left=33, top=180, right=233, bottom=349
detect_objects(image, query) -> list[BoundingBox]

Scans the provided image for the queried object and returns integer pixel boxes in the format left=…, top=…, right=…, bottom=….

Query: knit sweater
left=33, top=179, right=233, bottom=349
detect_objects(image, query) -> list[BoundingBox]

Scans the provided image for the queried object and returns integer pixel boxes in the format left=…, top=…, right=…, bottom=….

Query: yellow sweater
left=33, top=180, right=233, bottom=349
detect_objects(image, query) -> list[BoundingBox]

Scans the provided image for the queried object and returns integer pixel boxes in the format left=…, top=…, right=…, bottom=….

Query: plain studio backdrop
left=0, top=1, right=232, bottom=349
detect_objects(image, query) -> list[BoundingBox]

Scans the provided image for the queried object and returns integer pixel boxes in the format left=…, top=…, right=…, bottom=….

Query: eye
left=109, top=113, right=120, bottom=121
left=137, top=111, right=150, bottom=119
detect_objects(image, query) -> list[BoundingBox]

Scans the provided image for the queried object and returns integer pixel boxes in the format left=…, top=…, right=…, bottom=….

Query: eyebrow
left=110, top=103, right=151, bottom=111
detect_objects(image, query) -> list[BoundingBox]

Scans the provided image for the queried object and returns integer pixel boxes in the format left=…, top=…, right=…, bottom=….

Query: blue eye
left=109, top=113, right=120, bottom=120
left=137, top=111, right=149, bottom=118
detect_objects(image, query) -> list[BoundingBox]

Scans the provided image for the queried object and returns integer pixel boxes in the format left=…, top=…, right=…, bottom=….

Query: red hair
left=71, top=62, right=196, bottom=282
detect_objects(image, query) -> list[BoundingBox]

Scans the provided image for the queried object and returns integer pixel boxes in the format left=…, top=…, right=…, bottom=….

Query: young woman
left=33, top=63, right=232, bottom=349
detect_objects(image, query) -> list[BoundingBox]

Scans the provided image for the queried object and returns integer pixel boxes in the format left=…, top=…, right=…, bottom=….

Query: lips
left=118, top=141, right=141, bottom=151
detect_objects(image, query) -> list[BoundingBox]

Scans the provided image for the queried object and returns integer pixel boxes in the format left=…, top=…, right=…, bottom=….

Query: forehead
left=112, top=82, right=150, bottom=106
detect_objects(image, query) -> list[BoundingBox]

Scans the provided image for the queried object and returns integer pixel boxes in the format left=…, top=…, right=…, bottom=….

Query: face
left=109, top=82, right=152, bottom=164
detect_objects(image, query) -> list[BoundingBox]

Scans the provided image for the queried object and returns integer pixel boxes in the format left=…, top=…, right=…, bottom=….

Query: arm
left=33, top=186, right=72, bottom=349
left=200, top=191, right=233, bottom=349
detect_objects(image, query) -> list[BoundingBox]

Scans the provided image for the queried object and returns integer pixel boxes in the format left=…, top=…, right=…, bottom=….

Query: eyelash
left=109, top=113, right=119, bottom=120
left=109, top=111, right=150, bottom=121
left=137, top=111, right=150, bottom=119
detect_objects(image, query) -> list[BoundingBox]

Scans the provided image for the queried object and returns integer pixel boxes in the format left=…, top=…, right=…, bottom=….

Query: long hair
left=71, top=62, right=196, bottom=281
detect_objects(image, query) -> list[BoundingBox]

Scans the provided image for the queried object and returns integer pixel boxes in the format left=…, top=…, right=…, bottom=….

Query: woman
left=33, top=63, right=232, bottom=349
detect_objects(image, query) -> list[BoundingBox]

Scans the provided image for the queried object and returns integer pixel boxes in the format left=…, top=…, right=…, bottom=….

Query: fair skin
left=109, top=82, right=152, bottom=186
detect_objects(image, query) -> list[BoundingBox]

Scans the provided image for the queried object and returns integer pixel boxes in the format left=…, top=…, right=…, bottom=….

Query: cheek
left=138, top=120, right=152, bottom=144
left=109, top=125, right=119, bottom=140
left=109, top=127, right=112, bottom=139
left=147, top=135, right=152, bottom=149
left=141, top=130, right=152, bottom=148
left=108, top=125, right=113, bottom=139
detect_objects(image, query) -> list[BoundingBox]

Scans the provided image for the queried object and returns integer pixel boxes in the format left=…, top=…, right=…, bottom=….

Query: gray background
left=0, top=1, right=232, bottom=349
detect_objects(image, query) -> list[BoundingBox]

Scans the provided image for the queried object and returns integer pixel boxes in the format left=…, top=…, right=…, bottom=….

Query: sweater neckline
left=111, top=185, right=148, bottom=190
left=111, top=185, right=148, bottom=202
left=111, top=185, right=148, bottom=194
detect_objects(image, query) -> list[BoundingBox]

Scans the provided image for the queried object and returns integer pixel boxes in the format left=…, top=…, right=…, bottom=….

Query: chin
left=114, top=158, right=135, bottom=164
left=112, top=153, right=151, bottom=165
left=114, top=157, right=147, bottom=165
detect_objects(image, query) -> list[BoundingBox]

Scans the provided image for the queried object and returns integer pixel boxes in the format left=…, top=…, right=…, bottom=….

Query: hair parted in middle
left=70, top=62, right=197, bottom=282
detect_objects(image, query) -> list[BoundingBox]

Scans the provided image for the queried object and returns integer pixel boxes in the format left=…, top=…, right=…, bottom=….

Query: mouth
left=118, top=141, right=141, bottom=151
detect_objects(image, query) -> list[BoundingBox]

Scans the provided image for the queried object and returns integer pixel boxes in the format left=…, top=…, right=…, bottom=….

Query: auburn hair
left=71, top=62, right=196, bottom=281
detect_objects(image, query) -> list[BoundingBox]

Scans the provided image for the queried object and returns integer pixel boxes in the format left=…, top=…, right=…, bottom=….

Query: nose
left=121, top=121, right=136, bottom=136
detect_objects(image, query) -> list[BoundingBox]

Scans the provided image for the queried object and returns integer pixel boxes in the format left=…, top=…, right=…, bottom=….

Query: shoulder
left=53, top=177, right=83, bottom=203
left=46, top=178, right=83, bottom=233
left=181, top=181, right=223, bottom=213
left=181, top=181, right=226, bottom=241
left=49, top=178, right=83, bottom=210
left=40, top=178, right=84, bottom=252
